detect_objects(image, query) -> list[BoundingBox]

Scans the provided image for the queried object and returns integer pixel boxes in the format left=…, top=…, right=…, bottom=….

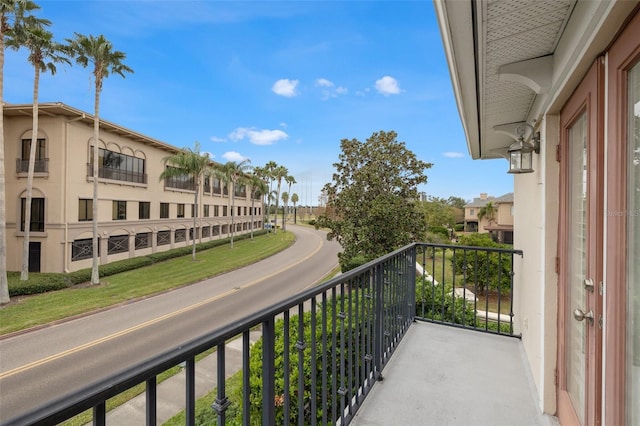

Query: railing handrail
left=416, top=241, right=523, bottom=256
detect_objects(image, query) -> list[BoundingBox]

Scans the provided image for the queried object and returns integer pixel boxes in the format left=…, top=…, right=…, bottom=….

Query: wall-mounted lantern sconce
left=507, top=123, right=540, bottom=174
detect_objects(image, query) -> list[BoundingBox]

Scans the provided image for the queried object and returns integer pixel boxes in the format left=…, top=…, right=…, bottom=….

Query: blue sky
left=4, top=0, right=513, bottom=206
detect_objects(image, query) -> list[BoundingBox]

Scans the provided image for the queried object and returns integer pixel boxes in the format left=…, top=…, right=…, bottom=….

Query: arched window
left=18, top=132, right=48, bottom=174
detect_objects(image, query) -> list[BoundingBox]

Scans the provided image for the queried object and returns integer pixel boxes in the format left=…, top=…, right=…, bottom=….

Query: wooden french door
left=557, top=59, right=604, bottom=426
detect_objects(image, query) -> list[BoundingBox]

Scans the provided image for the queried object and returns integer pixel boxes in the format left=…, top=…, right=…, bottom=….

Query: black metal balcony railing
left=415, top=243, right=522, bottom=337
left=86, top=164, right=147, bottom=185
left=4, top=243, right=522, bottom=425
left=16, top=158, right=49, bottom=173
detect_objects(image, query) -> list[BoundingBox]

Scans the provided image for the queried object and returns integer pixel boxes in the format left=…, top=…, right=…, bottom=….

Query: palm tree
left=291, top=192, right=299, bottom=225
left=8, top=22, right=68, bottom=281
left=67, top=33, right=133, bottom=285
left=248, top=174, right=268, bottom=239
left=263, top=161, right=277, bottom=232
left=160, top=142, right=211, bottom=260
left=283, top=174, right=296, bottom=231
left=477, top=201, right=497, bottom=228
left=215, top=159, right=251, bottom=248
left=1, top=0, right=41, bottom=303
left=272, top=165, right=288, bottom=233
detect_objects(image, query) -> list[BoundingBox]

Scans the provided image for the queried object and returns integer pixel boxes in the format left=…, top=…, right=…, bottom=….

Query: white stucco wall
left=512, top=116, right=559, bottom=415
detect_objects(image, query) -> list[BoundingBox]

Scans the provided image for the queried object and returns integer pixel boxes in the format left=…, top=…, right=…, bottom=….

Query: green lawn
left=0, top=232, right=295, bottom=335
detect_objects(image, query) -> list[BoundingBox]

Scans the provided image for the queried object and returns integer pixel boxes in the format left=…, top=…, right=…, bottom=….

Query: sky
left=3, top=0, right=513, bottom=206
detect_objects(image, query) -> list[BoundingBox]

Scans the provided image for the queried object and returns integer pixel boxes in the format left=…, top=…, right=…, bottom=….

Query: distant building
left=464, top=192, right=513, bottom=243
left=3, top=102, right=261, bottom=274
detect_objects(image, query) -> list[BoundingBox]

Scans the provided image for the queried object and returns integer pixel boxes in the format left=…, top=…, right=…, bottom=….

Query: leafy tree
left=317, top=130, right=432, bottom=271
left=67, top=32, right=133, bottom=284
left=447, top=196, right=467, bottom=209
left=215, top=159, right=251, bottom=248
left=1, top=0, right=42, bottom=303
left=248, top=173, right=268, bottom=239
left=421, top=197, right=456, bottom=229
left=8, top=19, right=68, bottom=281
left=159, top=142, right=211, bottom=260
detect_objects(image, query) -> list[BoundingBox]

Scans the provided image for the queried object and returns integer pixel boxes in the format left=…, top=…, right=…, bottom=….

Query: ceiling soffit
left=478, top=0, right=575, bottom=159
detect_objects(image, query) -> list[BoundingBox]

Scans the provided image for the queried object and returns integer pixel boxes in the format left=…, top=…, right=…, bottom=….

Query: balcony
left=16, top=158, right=49, bottom=174
left=4, top=243, right=555, bottom=426
left=87, top=164, right=148, bottom=185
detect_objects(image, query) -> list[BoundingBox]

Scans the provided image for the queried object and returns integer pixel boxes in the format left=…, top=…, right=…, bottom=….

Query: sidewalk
left=101, top=331, right=262, bottom=425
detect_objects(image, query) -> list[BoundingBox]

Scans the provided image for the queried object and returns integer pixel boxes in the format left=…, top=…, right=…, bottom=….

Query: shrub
left=8, top=273, right=69, bottom=296
left=451, top=234, right=513, bottom=294
left=415, top=276, right=476, bottom=326
left=248, top=296, right=369, bottom=425
left=428, top=225, right=450, bottom=239
left=100, top=257, right=153, bottom=276
left=66, top=269, right=92, bottom=285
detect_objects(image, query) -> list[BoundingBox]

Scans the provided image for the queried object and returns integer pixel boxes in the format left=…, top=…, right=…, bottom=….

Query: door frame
left=604, top=8, right=640, bottom=425
left=557, top=57, right=605, bottom=426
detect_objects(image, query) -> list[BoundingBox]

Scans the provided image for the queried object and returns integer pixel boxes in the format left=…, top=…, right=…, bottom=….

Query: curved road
left=0, top=225, right=341, bottom=422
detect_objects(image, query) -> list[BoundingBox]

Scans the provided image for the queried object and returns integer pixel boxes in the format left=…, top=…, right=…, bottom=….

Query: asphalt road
left=0, top=225, right=341, bottom=422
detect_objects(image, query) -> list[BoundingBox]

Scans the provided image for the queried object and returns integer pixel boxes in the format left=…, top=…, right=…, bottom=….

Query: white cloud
left=375, top=76, right=401, bottom=96
left=222, top=151, right=249, bottom=162
left=316, top=78, right=334, bottom=88
left=203, top=151, right=215, bottom=159
left=442, top=152, right=465, bottom=158
left=210, top=136, right=226, bottom=143
left=272, top=79, right=299, bottom=97
left=316, top=77, right=348, bottom=100
left=280, top=122, right=287, bottom=128
left=229, top=127, right=289, bottom=146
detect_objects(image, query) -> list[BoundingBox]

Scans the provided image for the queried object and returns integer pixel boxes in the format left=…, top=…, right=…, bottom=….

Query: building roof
left=465, top=192, right=513, bottom=208
left=3, top=102, right=180, bottom=154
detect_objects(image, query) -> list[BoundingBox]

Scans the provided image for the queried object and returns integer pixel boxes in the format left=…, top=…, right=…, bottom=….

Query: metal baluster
left=146, top=377, right=157, bottom=426
left=262, top=317, right=276, bottom=426
left=186, top=357, right=195, bottom=426
left=242, top=331, right=250, bottom=426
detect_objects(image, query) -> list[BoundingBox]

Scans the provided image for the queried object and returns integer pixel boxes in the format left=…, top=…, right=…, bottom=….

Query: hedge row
left=8, top=230, right=268, bottom=297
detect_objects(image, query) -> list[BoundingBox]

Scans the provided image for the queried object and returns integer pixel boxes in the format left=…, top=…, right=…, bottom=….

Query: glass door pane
left=628, top=60, right=640, bottom=426
left=568, top=111, right=588, bottom=424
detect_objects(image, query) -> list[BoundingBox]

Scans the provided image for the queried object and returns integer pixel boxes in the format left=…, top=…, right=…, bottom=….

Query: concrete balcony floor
left=351, top=322, right=559, bottom=426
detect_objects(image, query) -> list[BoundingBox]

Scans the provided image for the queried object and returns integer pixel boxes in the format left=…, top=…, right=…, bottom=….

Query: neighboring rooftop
left=465, top=192, right=513, bottom=208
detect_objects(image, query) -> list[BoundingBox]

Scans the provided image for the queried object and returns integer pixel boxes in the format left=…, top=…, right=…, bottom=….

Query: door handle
left=583, top=278, right=595, bottom=292
left=573, top=308, right=594, bottom=325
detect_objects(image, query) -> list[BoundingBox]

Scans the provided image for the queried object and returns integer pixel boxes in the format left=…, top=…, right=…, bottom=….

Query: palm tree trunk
left=21, top=66, right=40, bottom=280
left=0, top=35, right=10, bottom=303
left=250, top=196, right=255, bottom=239
left=91, top=85, right=100, bottom=285
left=192, top=181, right=198, bottom=260
left=230, top=179, right=235, bottom=249
left=274, top=181, right=282, bottom=234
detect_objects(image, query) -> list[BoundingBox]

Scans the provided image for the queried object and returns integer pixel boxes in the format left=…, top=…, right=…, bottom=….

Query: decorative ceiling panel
left=478, top=0, right=576, bottom=158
